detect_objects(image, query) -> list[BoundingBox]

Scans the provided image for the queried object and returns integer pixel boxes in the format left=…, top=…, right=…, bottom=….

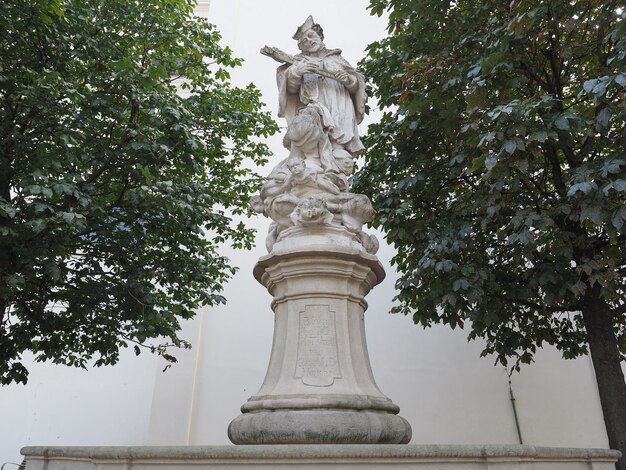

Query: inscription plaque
left=295, top=305, right=341, bottom=386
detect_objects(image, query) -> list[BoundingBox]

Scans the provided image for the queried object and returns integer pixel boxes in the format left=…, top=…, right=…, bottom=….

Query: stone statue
left=254, top=16, right=378, bottom=254
left=276, top=15, right=366, bottom=158
left=229, top=17, right=411, bottom=446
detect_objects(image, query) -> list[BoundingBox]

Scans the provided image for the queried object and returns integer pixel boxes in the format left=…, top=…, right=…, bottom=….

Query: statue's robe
left=277, top=48, right=366, bottom=155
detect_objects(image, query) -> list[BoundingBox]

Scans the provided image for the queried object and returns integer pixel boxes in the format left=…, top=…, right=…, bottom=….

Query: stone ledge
left=22, top=444, right=621, bottom=469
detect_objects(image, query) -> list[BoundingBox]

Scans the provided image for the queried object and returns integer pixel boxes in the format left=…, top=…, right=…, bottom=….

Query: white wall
left=0, top=0, right=613, bottom=466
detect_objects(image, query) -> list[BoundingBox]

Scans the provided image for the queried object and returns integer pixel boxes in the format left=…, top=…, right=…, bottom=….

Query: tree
left=355, top=0, right=626, bottom=465
left=0, top=0, right=277, bottom=385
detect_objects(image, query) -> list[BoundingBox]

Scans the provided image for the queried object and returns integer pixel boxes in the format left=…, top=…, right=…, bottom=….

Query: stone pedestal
left=228, top=226, right=411, bottom=444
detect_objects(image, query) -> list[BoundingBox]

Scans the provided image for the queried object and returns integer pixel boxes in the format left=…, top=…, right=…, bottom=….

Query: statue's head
left=293, top=15, right=325, bottom=53
left=286, top=156, right=306, bottom=174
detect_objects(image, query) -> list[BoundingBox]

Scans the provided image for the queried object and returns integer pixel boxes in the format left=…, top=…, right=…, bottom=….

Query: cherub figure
left=284, top=156, right=341, bottom=197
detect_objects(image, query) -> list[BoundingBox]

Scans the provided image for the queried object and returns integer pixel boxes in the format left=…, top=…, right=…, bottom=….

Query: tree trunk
left=581, top=286, right=626, bottom=470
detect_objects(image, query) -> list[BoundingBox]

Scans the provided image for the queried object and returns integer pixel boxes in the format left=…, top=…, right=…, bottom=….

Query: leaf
left=449, top=153, right=466, bottom=166
left=602, top=159, right=624, bottom=177
left=29, top=218, right=47, bottom=234
left=580, top=203, right=604, bottom=226
left=53, top=182, right=74, bottom=195
left=442, top=293, right=457, bottom=306
left=516, top=157, right=529, bottom=173
left=592, top=79, right=609, bottom=97
left=435, top=260, right=456, bottom=272
left=596, top=108, right=611, bottom=128
left=581, top=77, right=610, bottom=97
left=517, top=230, right=534, bottom=245
left=485, top=156, right=497, bottom=170
left=504, top=139, right=518, bottom=154
left=554, top=116, right=569, bottom=130
left=569, top=281, right=587, bottom=298
left=583, top=79, right=598, bottom=93
left=0, top=200, right=17, bottom=218
left=467, top=63, right=481, bottom=78
left=603, top=180, right=626, bottom=195
left=479, top=131, right=496, bottom=146
left=567, top=181, right=597, bottom=196
left=44, top=260, right=61, bottom=282
left=528, top=130, right=547, bottom=142
left=7, top=274, right=25, bottom=287
left=138, top=164, right=155, bottom=184
left=471, top=156, right=486, bottom=172
left=466, top=87, right=486, bottom=111
left=62, top=212, right=76, bottom=224
left=612, top=207, right=626, bottom=230
left=26, top=185, right=42, bottom=195
left=481, top=51, right=504, bottom=74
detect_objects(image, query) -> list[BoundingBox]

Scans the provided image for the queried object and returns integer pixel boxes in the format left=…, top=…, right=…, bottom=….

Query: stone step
left=22, top=444, right=620, bottom=469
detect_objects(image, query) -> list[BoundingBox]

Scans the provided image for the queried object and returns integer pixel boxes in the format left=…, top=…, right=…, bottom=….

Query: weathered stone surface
left=253, top=16, right=377, bottom=254
left=228, top=410, right=411, bottom=445
left=229, top=16, right=406, bottom=435
left=21, top=444, right=621, bottom=469
left=228, top=226, right=411, bottom=444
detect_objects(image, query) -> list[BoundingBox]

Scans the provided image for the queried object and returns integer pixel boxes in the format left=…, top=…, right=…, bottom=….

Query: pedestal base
left=21, top=445, right=621, bottom=469
left=228, top=410, right=411, bottom=444
left=229, top=226, right=411, bottom=445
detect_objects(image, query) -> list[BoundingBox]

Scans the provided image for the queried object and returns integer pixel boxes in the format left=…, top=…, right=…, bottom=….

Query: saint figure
left=277, top=15, right=366, bottom=162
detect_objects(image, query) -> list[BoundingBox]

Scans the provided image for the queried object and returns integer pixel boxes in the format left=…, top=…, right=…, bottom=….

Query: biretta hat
left=293, top=15, right=316, bottom=40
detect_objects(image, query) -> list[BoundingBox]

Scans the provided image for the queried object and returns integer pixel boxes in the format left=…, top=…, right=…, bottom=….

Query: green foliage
left=0, top=0, right=277, bottom=384
left=356, top=0, right=625, bottom=369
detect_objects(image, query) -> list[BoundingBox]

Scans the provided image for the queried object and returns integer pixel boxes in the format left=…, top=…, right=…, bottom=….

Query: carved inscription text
left=295, top=305, right=341, bottom=386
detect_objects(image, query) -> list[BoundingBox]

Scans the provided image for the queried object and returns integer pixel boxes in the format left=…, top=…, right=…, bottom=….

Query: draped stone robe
left=277, top=48, right=366, bottom=155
